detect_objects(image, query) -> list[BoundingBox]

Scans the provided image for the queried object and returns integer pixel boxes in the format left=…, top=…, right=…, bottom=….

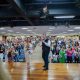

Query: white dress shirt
left=43, top=40, right=51, bottom=47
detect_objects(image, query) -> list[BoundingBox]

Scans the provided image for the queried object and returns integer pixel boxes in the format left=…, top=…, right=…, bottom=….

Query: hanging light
left=54, top=16, right=75, bottom=18
left=43, top=6, right=48, bottom=14
left=40, top=0, right=49, bottom=18
left=65, top=22, right=70, bottom=28
left=54, top=23, right=58, bottom=28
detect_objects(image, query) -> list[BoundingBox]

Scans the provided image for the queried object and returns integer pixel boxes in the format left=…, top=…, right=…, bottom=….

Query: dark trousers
left=42, top=51, right=45, bottom=64
left=44, top=53, right=49, bottom=69
left=43, top=48, right=50, bottom=69
left=75, top=57, right=79, bottom=63
left=42, top=51, right=49, bottom=69
left=67, top=56, right=72, bottom=63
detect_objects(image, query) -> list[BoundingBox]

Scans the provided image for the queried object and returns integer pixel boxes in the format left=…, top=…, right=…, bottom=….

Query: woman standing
left=28, top=41, right=33, bottom=54
left=66, top=47, right=73, bottom=63
left=59, top=47, right=65, bottom=63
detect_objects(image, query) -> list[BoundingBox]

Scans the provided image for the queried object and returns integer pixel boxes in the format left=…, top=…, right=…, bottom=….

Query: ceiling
left=0, top=25, right=80, bottom=35
left=0, top=0, right=80, bottom=26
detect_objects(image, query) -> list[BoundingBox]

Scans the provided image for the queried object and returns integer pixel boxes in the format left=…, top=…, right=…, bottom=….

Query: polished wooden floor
left=2, top=44, right=80, bottom=80
left=7, top=62, right=80, bottom=80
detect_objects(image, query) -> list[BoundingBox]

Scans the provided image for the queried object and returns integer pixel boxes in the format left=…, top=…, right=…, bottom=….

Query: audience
left=49, top=38, right=80, bottom=63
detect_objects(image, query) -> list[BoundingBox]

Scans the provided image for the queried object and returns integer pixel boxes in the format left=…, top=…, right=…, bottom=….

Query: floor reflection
left=27, top=63, right=48, bottom=80
left=8, top=61, right=14, bottom=72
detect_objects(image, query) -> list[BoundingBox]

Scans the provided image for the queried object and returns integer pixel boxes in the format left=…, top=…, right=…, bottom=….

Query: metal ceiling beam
left=0, top=4, right=10, bottom=6
left=25, top=2, right=77, bottom=5
left=49, top=9, right=80, bottom=15
left=25, top=9, right=80, bottom=17
left=0, top=20, right=80, bottom=26
left=0, top=21, right=30, bottom=26
left=6, top=0, right=34, bottom=26
left=0, top=18, right=80, bottom=22
left=0, top=9, right=21, bottom=17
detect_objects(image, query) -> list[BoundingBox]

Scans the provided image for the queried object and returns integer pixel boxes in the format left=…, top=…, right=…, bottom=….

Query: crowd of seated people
left=49, top=38, right=80, bottom=63
left=0, top=37, right=39, bottom=62
left=0, top=38, right=25, bottom=62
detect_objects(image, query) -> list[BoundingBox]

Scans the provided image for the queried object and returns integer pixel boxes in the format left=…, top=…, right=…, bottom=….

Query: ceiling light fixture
left=68, top=30, right=74, bottom=31
left=48, top=30, right=52, bottom=31
left=54, top=16, right=75, bottom=18
left=8, top=30, right=13, bottom=32
left=21, top=28, right=28, bottom=30
left=74, top=27, right=80, bottom=29
left=27, top=30, right=32, bottom=31
left=16, top=32, right=20, bottom=33
left=63, top=32, right=67, bottom=33
left=49, top=27, right=55, bottom=29
left=0, top=28, right=5, bottom=30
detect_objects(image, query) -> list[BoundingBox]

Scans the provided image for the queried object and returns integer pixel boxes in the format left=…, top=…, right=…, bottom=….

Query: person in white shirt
left=28, top=42, right=33, bottom=54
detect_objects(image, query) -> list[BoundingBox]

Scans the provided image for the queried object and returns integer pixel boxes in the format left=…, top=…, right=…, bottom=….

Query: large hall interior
left=0, top=0, right=80, bottom=80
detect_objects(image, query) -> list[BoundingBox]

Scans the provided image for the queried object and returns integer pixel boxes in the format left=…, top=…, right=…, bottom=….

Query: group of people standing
left=0, top=36, right=38, bottom=62
left=0, top=39, right=25, bottom=62
left=41, top=36, right=80, bottom=71
left=0, top=35, right=80, bottom=72
left=49, top=38, right=80, bottom=63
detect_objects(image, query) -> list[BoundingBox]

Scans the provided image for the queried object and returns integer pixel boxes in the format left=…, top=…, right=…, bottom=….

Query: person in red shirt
left=66, top=47, right=73, bottom=63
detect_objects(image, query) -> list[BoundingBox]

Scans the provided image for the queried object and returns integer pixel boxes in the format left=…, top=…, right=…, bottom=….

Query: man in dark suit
left=42, top=36, right=51, bottom=70
left=42, top=41, right=46, bottom=66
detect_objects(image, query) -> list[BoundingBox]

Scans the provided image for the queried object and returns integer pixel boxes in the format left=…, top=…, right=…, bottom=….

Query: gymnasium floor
left=5, top=44, right=80, bottom=80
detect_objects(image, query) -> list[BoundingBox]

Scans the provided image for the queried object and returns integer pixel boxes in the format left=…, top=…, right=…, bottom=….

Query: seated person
left=53, top=54, right=58, bottom=63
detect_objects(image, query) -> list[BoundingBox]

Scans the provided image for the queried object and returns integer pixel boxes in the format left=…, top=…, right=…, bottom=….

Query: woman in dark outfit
left=8, top=48, right=13, bottom=62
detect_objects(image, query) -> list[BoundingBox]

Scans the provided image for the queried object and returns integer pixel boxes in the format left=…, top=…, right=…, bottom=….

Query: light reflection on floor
left=1, top=44, right=80, bottom=80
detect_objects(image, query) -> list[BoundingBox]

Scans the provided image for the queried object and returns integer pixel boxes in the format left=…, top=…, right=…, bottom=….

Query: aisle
left=30, top=43, right=43, bottom=63
left=6, top=43, right=80, bottom=80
